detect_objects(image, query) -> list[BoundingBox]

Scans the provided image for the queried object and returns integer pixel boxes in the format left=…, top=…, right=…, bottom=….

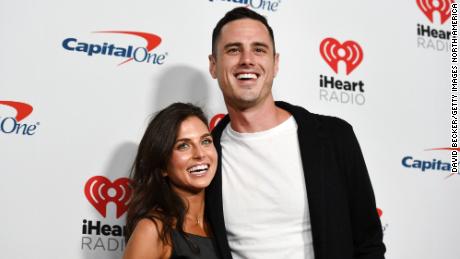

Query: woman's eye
left=202, top=138, right=213, bottom=145
left=177, top=143, right=189, bottom=150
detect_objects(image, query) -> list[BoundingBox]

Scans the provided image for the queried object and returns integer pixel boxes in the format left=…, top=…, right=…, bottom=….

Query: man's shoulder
left=309, top=111, right=352, bottom=133
left=211, top=101, right=355, bottom=139
left=275, top=101, right=352, bottom=133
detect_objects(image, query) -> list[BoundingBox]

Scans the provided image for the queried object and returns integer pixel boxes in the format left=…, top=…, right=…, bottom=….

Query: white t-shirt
left=221, top=116, right=315, bottom=259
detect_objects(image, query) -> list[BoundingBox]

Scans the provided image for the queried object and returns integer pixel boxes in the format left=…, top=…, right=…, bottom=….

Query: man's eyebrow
left=223, top=42, right=242, bottom=49
left=253, top=42, right=269, bottom=48
left=223, top=42, right=270, bottom=49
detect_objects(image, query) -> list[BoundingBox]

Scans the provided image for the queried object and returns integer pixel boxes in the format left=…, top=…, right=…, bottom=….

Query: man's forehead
left=218, top=18, right=272, bottom=45
left=220, top=18, right=270, bottom=38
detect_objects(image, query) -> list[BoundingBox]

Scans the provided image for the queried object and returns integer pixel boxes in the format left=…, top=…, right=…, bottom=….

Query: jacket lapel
left=206, top=114, right=232, bottom=259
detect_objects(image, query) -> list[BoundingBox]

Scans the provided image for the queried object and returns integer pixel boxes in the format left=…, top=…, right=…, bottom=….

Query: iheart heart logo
left=416, top=0, right=454, bottom=24
left=319, top=38, right=363, bottom=75
left=84, top=176, right=131, bottom=219
left=210, top=114, right=225, bottom=131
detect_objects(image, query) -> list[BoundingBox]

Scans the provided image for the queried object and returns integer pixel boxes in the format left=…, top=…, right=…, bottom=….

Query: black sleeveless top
left=170, top=230, right=219, bottom=259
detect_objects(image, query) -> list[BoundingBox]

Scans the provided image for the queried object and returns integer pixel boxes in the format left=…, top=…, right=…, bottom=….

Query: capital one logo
left=401, top=147, right=456, bottom=176
left=319, top=38, right=363, bottom=75
left=0, top=100, right=39, bottom=135
left=62, top=31, right=167, bottom=66
left=84, top=176, right=132, bottom=219
left=416, top=0, right=454, bottom=24
left=208, top=0, right=281, bottom=12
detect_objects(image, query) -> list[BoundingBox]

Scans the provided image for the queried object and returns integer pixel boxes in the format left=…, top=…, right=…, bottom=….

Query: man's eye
left=227, top=48, right=239, bottom=54
left=255, top=47, right=266, bottom=53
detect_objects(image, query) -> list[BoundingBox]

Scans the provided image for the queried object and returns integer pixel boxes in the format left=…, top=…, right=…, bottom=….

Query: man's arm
left=342, top=124, right=386, bottom=259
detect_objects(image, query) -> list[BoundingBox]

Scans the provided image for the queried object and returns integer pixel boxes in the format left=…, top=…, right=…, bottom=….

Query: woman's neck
left=177, top=190, right=209, bottom=236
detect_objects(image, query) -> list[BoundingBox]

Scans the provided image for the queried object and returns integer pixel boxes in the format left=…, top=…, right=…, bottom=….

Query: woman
left=123, top=103, right=219, bottom=259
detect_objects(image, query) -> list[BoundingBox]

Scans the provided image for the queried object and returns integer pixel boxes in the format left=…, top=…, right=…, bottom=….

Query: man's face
left=209, top=18, right=279, bottom=110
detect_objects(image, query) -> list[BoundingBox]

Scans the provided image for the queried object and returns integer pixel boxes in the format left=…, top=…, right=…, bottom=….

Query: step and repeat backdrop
left=1, top=0, right=458, bottom=258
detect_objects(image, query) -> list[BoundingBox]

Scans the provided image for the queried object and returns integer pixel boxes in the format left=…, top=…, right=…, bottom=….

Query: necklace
left=186, top=214, right=202, bottom=226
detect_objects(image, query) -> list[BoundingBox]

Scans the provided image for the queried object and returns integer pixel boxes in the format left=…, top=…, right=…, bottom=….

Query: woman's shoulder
left=123, top=216, right=171, bottom=259
left=131, top=210, right=171, bottom=243
left=135, top=217, right=164, bottom=236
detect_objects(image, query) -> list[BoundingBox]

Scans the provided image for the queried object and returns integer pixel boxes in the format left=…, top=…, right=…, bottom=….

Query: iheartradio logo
left=377, top=208, right=389, bottom=234
left=377, top=208, right=383, bottom=217
left=319, top=38, right=363, bottom=75
left=318, top=38, right=366, bottom=106
left=84, top=176, right=132, bottom=219
left=416, top=0, right=454, bottom=24
left=210, top=113, right=225, bottom=131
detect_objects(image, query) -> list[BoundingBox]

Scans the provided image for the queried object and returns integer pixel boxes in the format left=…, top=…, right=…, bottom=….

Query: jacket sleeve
left=340, top=123, right=386, bottom=259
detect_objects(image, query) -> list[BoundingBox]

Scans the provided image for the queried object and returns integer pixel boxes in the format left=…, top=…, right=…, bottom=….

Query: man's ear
left=209, top=54, right=217, bottom=79
left=273, top=53, right=280, bottom=78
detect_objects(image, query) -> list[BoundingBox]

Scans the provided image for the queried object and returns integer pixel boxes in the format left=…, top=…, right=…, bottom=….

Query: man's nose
left=239, top=49, right=255, bottom=66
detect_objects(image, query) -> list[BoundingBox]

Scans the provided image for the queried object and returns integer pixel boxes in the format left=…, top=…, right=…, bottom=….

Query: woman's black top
left=170, top=230, right=219, bottom=259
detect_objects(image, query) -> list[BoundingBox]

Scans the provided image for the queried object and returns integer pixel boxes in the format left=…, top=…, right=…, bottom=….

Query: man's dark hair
left=211, top=7, right=276, bottom=56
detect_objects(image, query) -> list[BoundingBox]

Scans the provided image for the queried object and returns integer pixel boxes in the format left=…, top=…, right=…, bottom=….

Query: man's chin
left=231, top=98, right=259, bottom=111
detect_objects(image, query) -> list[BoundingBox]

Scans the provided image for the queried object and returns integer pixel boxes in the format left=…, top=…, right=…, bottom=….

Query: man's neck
left=226, top=99, right=291, bottom=133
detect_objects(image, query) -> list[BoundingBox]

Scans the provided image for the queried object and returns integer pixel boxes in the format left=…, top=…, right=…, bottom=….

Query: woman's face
left=165, top=116, right=217, bottom=195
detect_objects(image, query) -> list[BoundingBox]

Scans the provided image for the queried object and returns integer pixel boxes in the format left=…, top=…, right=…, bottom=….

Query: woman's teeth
left=187, top=164, right=209, bottom=175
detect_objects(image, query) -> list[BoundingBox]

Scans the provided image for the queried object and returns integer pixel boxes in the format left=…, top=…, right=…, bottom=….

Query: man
left=205, top=7, right=385, bottom=259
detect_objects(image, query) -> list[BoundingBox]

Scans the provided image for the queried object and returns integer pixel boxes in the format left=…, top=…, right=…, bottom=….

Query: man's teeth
left=187, top=164, right=209, bottom=174
left=236, top=73, right=257, bottom=79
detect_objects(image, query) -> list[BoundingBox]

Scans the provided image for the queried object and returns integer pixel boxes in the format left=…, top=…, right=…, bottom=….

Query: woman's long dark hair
left=125, top=102, right=208, bottom=244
